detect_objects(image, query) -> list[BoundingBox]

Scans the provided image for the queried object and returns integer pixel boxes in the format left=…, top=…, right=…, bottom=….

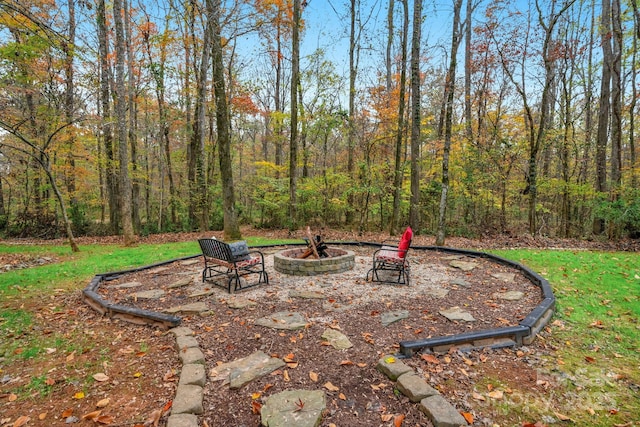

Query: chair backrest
left=398, top=226, right=413, bottom=258
left=198, top=238, right=233, bottom=262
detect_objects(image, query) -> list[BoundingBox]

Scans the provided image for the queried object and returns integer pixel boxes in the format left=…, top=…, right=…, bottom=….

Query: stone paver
left=130, top=289, right=165, bottom=299
left=449, top=260, right=477, bottom=271
left=439, top=306, right=476, bottom=322
left=396, top=372, right=438, bottom=402
left=172, top=384, right=204, bottom=415
left=165, top=302, right=209, bottom=314
left=419, top=394, right=467, bottom=427
left=175, top=335, right=199, bottom=351
left=168, top=277, right=192, bottom=288
left=112, top=281, right=143, bottom=289
left=321, top=328, right=353, bottom=349
left=210, top=350, right=286, bottom=389
left=179, top=364, right=206, bottom=387
left=491, top=272, right=516, bottom=282
left=179, top=347, right=205, bottom=365
left=376, top=355, right=412, bottom=380
left=166, top=413, right=199, bottom=427
left=449, top=278, right=471, bottom=288
left=170, top=326, right=194, bottom=337
left=492, top=290, right=524, bottom=301
left=289, top=289, right=325, bottom=299
left=255, top=311, right=308, bottom=330
left=261, top=389, right=326, bottom=427
left=227, top=297, right=257, bottom=309
left=380, top=310, right=409, bottom=326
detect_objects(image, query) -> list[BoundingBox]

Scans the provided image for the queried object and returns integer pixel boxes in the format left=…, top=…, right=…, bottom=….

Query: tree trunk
left=289, top=0, right=301, bottom=231
left=113, top=0, right=136, bottom=245
left=390, top=0, right=408, bottom=235
left=125, top=0, right=141, bottom=233
left=594, top=0, right=612, bottom=234
left=436, top=0, right=463, bottom=246
left=210, top=0, right=240, bottom=240
left=464, top=0, right=473, bottom=143
left=346, top=0, right=360, bottom=226
left=409, top=0, right=422, bottom=232
left=63, top=0, right=76, bottom=207
left=96, top=0, right=119, bottom=234
left=190, top=0, right=211, bottom=231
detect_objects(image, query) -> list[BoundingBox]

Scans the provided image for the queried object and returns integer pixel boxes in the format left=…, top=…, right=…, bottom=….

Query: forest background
left=0, top=0, right=639, bottom=251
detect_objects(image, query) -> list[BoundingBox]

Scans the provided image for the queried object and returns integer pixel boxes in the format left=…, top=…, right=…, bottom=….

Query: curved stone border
left=273, top=248, right=355, bottom=276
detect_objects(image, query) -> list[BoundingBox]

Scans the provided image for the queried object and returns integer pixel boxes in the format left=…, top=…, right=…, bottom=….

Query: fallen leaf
left=584, top=356, right=596, bottom=363
left=309, top=371, right=319, bottom=382
left=283, top=353, right=295, bottom=363
left=283, top=370, right=290, bottom=382
left=145, top=408, right=162, bottom=427
left=488, top=390, right=503, bottom=400
left=133, top=372, right=143, bottom=378
left=73, top=391, right=85, bottom=400
left=45, top=377, right=56, bottom=386
left=472, top=392, right=485, bottom=401
left=384, top=356, right=396, bottom=364
left=340, top=360, right=354, bottom=366
left=420, top=354, right=439, bottom=364
left=356, top=363, right=368, bottom=368
left=461, top=411, right=474, bottom=423
left=251, top=392, right=261, bottom=400
left=82, top=410, right=101, bottom=421
left=96, top=414, right=115, bottom=424
left=96, top=398, right=110, bottom=408
left=324, top=382, right=339, bottom=392
left=394, top=414, right=405, bottom=427
left=62, top=409, right=73, bottom=417
left=338, top=393, right=346, bottom=400
left=286, top=362, right=299, bottom=369
left=93, top=373, right=109, bottom=382
left=13, top=416, right=30, bottom=427
left=8, top=393, right=17, bottom=402
left=554, top=412, right=572, bottom=421
left=38, top=413, right=47, bottom=420
left=381, top=414, right=394, bottom=422
left=251, top=400, right=262, bottom=414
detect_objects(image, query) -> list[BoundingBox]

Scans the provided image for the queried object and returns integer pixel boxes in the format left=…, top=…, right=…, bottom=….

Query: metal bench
left=198, top=238, right=269, bottom=293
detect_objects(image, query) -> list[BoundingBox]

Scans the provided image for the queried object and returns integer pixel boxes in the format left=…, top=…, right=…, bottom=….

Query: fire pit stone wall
left=274, top=247, right=355, bottom=276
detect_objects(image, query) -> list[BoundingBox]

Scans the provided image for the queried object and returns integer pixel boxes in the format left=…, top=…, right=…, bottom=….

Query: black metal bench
left=198, top=238, right=268, bottom=293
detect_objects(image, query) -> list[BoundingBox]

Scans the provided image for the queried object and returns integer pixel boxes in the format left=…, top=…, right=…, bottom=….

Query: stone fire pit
left=273, top=247, right=355, bottom=276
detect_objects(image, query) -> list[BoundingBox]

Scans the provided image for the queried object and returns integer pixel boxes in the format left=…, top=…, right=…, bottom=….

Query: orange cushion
left=398, top=227, right=412, bottom=258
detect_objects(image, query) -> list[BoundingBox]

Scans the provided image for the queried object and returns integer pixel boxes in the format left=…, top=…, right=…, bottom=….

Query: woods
left=0, top=0, right=639, bottom=247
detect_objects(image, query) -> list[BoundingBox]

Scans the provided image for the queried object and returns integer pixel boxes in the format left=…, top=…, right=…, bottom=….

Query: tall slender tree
left=409, top=0, right=422, bottom=231
left=210, top=0, right=240, bottom=240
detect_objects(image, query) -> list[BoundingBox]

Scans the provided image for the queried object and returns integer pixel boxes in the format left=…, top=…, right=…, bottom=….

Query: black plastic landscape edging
left=82, top=243, right=555, bottom=351
left=82, top=254, right=201, bottom=329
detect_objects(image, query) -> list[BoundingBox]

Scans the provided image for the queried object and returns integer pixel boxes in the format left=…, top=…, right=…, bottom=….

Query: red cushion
left=397, top=226, right=412, bottom=258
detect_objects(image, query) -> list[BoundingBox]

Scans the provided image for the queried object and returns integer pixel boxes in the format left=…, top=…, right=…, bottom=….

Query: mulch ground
left=94, top=244, right=545, bottom=427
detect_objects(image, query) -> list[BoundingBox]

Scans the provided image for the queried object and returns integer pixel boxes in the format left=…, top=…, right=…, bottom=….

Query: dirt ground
left=0, top=229, right=637, bottom=427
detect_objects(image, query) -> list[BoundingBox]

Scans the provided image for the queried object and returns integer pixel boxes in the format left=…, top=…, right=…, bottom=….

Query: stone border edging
left=377, top=355, right=467, bottom=427
left=166, top=326, right=204, bottom=427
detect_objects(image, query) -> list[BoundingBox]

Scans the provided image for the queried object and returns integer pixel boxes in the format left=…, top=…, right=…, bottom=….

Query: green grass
left=491, top=249, right=639, bottom=425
